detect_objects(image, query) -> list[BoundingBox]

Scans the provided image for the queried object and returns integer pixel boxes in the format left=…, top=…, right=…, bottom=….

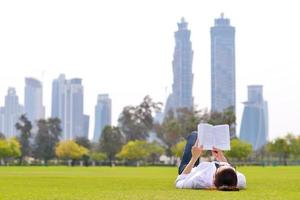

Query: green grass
left=0, top=166, right=299, bottom=200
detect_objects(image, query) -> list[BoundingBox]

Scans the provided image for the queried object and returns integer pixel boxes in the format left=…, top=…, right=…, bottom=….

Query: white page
left=212, top=124, right=231, bottom=150
left=197, top=123, right=213, bottom=150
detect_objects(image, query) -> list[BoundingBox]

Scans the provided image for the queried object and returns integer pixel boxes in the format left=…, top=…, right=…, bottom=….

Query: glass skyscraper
left=239, top=85, right=268, bottom=150
left=165, top=18, right=194, bottom=113
left=24, top=78, right=45, bottom=124
left=211, top=13, right=236, bottom=113
left=51, top=74, right=89, bottom=139
left=93, top=94, right=111, bottom=142
left=0, top=88, right=23, bottom=138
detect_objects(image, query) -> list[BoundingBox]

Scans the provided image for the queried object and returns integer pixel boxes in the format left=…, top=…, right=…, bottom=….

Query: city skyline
left=1, top=0, right=300, bottom=140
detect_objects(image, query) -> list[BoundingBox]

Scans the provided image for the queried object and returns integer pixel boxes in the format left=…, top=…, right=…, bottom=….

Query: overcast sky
left=0, top=0, right=299, bottom=140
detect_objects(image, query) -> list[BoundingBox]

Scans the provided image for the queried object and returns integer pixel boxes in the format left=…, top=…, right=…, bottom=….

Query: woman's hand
left=212, top=147, right=228, bottom=162
left=191, top=139, right=203, bottom=159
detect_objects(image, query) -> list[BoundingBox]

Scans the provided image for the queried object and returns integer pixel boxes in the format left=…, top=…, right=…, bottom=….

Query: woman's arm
left=182, top=139, right=203, bottom=174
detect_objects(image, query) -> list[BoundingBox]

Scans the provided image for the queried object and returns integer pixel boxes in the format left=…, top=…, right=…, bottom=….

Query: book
left=197, top=123, right=231, bottom=150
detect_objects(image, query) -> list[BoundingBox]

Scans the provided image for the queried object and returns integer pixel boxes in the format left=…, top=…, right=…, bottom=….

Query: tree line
left=0, top=95, right=299, bottom=166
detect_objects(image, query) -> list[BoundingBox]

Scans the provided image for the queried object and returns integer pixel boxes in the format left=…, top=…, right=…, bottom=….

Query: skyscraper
left=51, top=74, right=89, bottom=139
left=0, top=88, right=23, bottom=138
left=93, top=94, right=111, bottom=142
left=239, top=85, right=268, bottom=150
left=211, top=13, right=236, bottom=113
left=165, top=17, right=194, bottom=114
left=24, top=78, right=45, bottom=124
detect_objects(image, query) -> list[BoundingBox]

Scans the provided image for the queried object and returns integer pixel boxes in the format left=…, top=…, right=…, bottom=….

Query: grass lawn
left=0, top=166, right=299, bottom=200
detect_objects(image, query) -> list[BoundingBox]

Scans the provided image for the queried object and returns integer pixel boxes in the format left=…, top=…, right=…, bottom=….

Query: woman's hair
left=214, top=167, right=239, bottom=191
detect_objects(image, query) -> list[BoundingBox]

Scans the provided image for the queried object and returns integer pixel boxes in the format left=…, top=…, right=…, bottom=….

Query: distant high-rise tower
left=211, top=13, right=236, bottom=113
left=93, top=94, right=112, bottom=142
left=239, top=85, right=269, bottom=150
left=24, top=78, right=45, bottom=124
left=0, top=88, right=23, bottom=138
left=51, top=74, right=88, bottom=139
left=165, top=17, right=194, bottom=114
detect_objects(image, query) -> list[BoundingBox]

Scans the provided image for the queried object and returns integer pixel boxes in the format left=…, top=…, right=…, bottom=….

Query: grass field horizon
left=0, top=166, right=299, bottom=200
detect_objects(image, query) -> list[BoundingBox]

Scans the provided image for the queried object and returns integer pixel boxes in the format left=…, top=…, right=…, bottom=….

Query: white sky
left=0, top=0, right=300, bottom=140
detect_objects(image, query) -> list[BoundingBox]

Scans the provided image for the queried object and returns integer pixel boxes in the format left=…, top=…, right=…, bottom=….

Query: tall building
left=239, top=85, right=268, bottom=150
left=0, top=88, right=23, bottom=138
left=211, top=13, right=236, bottom=113
left=24, top=78, right=45, bottom=124
left=93, top=94, right=111, bottom=142
left=165, top=17, right=194, bottom=114
left=51, top=74, right=89, bottom=139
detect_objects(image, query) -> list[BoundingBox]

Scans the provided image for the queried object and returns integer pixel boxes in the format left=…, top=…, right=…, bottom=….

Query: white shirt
left=175, top=161, right=246, bottom=189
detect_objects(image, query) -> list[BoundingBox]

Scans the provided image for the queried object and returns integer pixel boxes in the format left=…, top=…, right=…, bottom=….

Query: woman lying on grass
left=175, top=132, right=246, bottom=191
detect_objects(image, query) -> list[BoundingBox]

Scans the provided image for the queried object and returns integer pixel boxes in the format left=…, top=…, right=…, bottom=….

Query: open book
left=197, top=123, right=231, bottom=150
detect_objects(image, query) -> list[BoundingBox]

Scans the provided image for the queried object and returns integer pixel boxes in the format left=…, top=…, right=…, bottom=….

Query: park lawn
left=0, top=166, right=299, bottom=200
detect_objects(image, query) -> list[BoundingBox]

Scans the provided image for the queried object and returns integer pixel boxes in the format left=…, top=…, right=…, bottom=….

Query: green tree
left=155, top=113, right=182, bottom=156
left=33, top=118, right=62, bottom=165
left=267, top=136, right=291, bottom=165
left=117, top=140, right=149, bottom=161
left=90, top=152, right=107, bottom=162
left=146, top=142, right=165, bottom=164
left=75, top=137, right=91, bottom=150
left=171, top=140, right=187, bottom=158
left=118, top=95, right=162, bottom=142
left=225, top=139, right=252, bottom=161
left=0, top=138, right=21, bottom=164
left=56, top=140, right=88, bottom=165
left=15, top=114, right=32, bottom=164
left=99, top=126, right=124, bottom=162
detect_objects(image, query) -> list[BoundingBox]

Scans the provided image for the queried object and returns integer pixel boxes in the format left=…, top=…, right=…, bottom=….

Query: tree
left=267, top=137, right=291, bottom=165
left=90, top=152, right=107, bottom=162
left=0, top=138, right=21, bottom=164
left=75, top=137, right=91, bottom=150
left=56, top=140, right=88, bottom=165
left=225, top=139, right=252, bottom=161
left=99, top=126, right=124, bottom=162
left=15, top=114, right=32, bottom=164
left=117, top=140, right=149, bottom=161
left=33, top=118, right=62, bottom=164
left=118, top=95, right=162, bottom=142
left=146, top=142, right=165, bottom=164
left=155, top=107, right=200, bottom=155
left=171, top=140, right=187, bottom=158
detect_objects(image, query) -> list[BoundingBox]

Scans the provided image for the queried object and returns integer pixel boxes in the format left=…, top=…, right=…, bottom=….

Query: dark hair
left=214, top=167, right=239, bottom=191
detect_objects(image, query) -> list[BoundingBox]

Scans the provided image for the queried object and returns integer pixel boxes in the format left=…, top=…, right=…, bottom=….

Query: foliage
left=90, top=152, right=107, bottom=161
left=146, top=142, right=165, bottom=163
left=75, top=137, right=92, bottom=150
left=266, top=135, right=292, bottom=165
left=56, top=140, right=88, bottom=160
left=117, top=140, right=164, bottom=162
left=171, top=140, right=187, bottom=158
left=117, top=140, right=149, bottom=161
left=34, top=118, right=62, bottom=164
left=99, top=126, right=124, bottom=161
left=0, top=138, right=21, bottom=160
left=15, top=114, right=32, bottom=162
left=225, top=139, right=252, bottom=161
left=118, top=95, right=162, bottom=142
